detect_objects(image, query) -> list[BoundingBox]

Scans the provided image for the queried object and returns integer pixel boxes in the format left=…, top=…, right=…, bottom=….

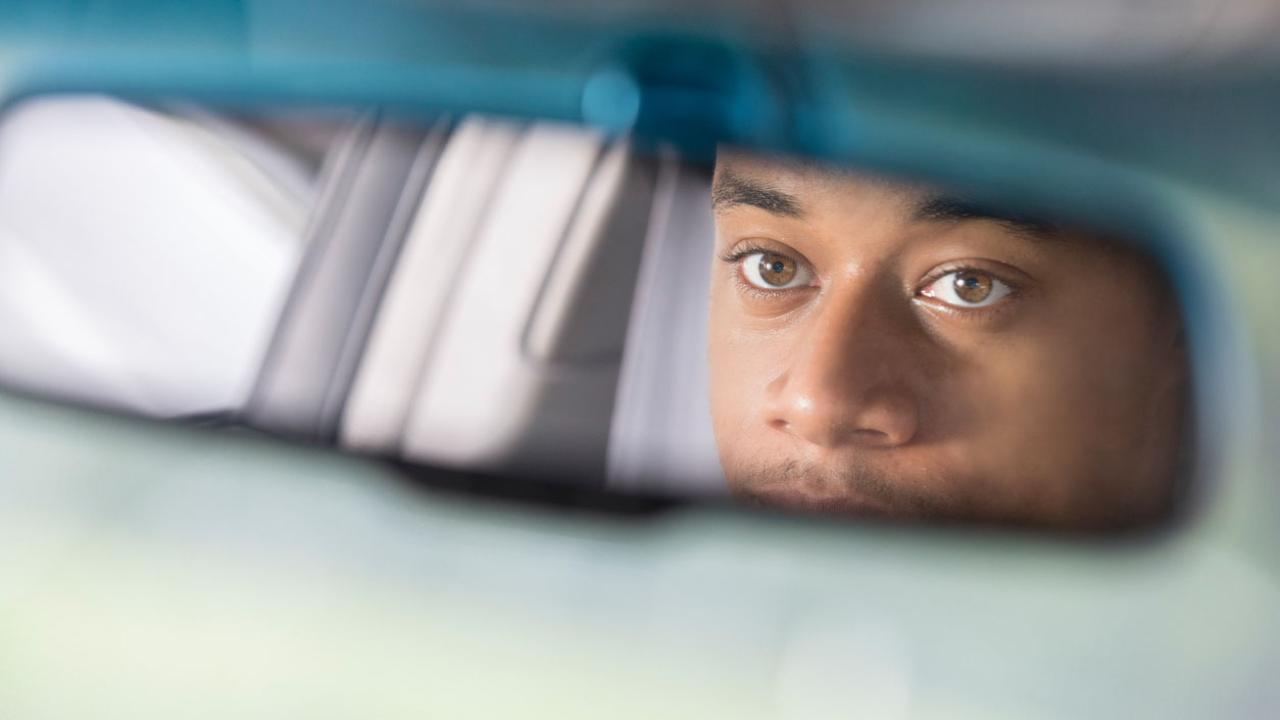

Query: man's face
left=708, top=153, right=1188, bottom=530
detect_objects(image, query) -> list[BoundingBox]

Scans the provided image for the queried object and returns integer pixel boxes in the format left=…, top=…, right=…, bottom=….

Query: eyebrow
left=712, top=170, right=1062, bottom=241
left=711, top=170, right=803, bottom=218
left=913, top=194, right=1060, bottom=241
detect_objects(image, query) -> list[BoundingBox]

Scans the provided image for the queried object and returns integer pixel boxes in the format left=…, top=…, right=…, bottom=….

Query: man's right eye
left=741, top=251, right=812, bottom=289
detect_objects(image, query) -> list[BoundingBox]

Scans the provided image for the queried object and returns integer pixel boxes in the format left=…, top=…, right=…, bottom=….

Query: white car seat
left=341, top=118, right=657, bottom=482
left=0, top=97, right=724, bottom=496
left=605, top=154, right=725, bottom=497
left=0, top=95, right=318, bottom=418
left=340, top=121, right=723, bottom=493
left=245, top=113, right=449, bottom=440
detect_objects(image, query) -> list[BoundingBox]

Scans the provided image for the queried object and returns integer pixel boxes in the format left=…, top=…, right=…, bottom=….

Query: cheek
left=937, top=308, right=1170, bottom=486
left=708, top=334, right=759, bottom=429
left=959, top=345, right=1089, bottom=448
left=707, top=297, right=788, bottom=459
left=910, top=340, right=1096, bottom=523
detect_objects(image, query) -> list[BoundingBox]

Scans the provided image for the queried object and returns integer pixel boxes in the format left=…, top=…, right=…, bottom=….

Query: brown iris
left=758, top=253, right=797, bottom=287
left=953, top=271, right=993, bottom=303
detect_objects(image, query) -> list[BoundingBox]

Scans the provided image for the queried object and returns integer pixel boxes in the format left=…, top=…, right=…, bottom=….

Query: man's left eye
left=919, top=269, right=1013, bottom=308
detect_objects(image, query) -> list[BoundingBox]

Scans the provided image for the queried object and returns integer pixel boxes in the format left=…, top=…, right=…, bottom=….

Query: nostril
left=769, top=412, right=906, bottom=449
left=852, top=427, right=892, bottom=445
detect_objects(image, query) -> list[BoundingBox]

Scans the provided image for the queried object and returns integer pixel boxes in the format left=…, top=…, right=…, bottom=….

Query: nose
left=765, top=282, right=922, bottom=450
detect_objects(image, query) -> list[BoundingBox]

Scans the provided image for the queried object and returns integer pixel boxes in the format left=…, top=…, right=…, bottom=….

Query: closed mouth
left=744, top=478, right=897, bottom=518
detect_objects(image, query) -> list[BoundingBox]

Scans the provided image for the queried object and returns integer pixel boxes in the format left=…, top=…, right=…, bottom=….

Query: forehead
left=713, top=150, right=1071, bottom=245
left=713, top=150, right=928, bottom=216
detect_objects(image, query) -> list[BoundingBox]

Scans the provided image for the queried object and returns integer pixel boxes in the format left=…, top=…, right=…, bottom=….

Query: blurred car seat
left=342, top=119, right=656, bottom=482
left=0, top=95, right=314, bottom=418
left=605, top=154, right=725, bottom=497
left=0, top=96, right=724, bottom=495
left=246, top=113, right=450, bottom=440
left=341, top=116, right=521, bottom=456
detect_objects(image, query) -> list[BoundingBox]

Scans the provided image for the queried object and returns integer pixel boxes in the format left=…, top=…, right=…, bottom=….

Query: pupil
left=771, top=261, right=785, bottom=273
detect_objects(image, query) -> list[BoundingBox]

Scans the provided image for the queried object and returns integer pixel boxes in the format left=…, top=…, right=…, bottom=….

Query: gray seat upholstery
left=341, top=119, right=656, bottom=482
left=0, top=97, right=723, bottom=494
left=246, top=114, right=450, bottom=441
left=606, top=155, right=726, bottom=497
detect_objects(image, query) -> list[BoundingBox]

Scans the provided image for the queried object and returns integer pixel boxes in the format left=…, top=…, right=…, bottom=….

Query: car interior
left=0, top=95, right=726, bottom=497
left=0, top=92, right=1216, bottom=531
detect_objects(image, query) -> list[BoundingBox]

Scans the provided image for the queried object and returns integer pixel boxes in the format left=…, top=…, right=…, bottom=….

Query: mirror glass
left=0, top=94, right=1192, bottom=532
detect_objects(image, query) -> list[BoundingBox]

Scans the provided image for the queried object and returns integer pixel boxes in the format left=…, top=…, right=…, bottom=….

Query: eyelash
left=916, top=263, right=1019, bottom=291
left=717, top=242, right=782, bottom=265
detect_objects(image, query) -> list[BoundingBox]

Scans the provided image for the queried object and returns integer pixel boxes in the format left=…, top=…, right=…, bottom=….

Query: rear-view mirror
left=0, top=94, right=1202, bottom=533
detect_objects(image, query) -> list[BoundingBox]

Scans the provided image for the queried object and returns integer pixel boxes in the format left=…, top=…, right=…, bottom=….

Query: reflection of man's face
left=708, top=152, right=1188, bottom=530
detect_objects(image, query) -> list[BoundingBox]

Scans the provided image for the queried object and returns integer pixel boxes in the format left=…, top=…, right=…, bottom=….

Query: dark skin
left=708, top=152, right=1188, bottom=531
